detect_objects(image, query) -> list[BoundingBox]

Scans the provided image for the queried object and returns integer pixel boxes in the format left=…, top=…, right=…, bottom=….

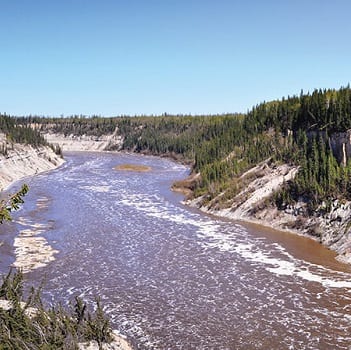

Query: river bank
left=0, top=143, right=66, bottom=273
left=184, top=160, right=351, bottom=265
left=0, top=143, right=65, bottom=275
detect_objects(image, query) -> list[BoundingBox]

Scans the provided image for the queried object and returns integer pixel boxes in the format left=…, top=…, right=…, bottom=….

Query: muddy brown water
left=1, top=152, right=351, bottom=349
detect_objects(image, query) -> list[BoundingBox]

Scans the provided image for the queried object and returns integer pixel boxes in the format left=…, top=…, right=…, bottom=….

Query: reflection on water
left=1, top=152, right=351, bottom=349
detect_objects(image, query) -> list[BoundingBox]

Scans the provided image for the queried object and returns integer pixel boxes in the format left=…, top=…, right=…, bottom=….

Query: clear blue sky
left=1, top=0, right=350, bottom=116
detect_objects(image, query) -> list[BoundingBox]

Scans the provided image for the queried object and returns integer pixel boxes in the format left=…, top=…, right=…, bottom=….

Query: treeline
left=189, top=86, right=351, bottom=207
left=244, top=85, right=351, bottom=135
left=21, top=113, right=248, bottom=167
left=127, top=86, right=350, bottom=209
left=18, top=115, right=118, bottom=137
left=0, top=114, right=50, bottom=156
left=118, top=114, right=246, bottom=166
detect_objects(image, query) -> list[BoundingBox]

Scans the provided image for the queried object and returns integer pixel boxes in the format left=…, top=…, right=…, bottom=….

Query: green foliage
left=16, top=115, right=117, bottom=137
left=243, top=85, right=351, bottom=135
left=49, top=143, right=63, bottom=157
left=0, top=270, right=113, bottom=349
left=277, top=134, right=351, bottom=210
left=0, top=114, right=47, bottom=150
left=85, top=298, right=112, bottom=347
left=0, top=184, right=29, bottom=223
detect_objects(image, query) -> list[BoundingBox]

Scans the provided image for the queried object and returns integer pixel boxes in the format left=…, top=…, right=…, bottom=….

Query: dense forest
left=244, top=86, right=351, bottom=211
left=0, top=113, right=63, bottom=157
left=0, top=114, right=47, bottom=149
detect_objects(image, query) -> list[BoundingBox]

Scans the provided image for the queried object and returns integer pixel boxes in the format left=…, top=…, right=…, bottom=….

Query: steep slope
left=186, top=159, right=351, bottom=263
left=43, top=126, right=123, bottom=152
left=0, top=137, right=64, bottom=191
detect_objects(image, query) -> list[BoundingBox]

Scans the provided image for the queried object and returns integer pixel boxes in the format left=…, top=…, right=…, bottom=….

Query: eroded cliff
left=186, top=159, right=351, bottom=264
left=0, top=141, right=65, bottom=190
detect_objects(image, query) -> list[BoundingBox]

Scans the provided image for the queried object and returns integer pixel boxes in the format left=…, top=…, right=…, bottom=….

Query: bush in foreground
left=0, top=269, right=112, bottom=349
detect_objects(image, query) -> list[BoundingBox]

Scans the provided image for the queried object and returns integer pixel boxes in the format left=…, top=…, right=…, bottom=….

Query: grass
left=114, top=164, right=151, bottom=172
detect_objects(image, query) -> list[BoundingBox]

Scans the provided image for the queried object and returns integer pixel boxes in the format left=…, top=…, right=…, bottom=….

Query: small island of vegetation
left=114, top=164, right=152, bottom=172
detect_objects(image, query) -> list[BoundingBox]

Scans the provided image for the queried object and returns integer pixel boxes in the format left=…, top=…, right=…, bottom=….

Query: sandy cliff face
left=187, top=160, right=351, bottom=264
left=43, top=131, right=123, bottom=152
left=0, top=144, right=65, bottom=191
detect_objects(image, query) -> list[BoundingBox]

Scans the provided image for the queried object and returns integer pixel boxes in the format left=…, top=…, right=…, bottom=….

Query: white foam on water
left=130, top=191, right=351, bottom=291
left=79, top=185, right=111, bottom=193
left=117, top=188, right=351, bottom=289
left=231, top=240, right=351, bottom=290
left=322, top=278, right=351, bottom=289
left=118, top=192, right=228, bottom=242
left=124, top=188, right=351, bottom=292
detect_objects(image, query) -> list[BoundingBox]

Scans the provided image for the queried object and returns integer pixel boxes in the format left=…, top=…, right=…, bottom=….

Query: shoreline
left=196, top=201, right=351, bottom=265
left=0, top=146, right=134, bottom=350
left=57, top=135, right=351, bottom=265
left=185, top=196, right=351, bottom=266
left=180, top=160, right=351, bottom=265
left=0, top=145, right=66, bottom=275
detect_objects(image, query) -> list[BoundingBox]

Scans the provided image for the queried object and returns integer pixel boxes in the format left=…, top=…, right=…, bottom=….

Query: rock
left=78, top=331, right=133, bottom=350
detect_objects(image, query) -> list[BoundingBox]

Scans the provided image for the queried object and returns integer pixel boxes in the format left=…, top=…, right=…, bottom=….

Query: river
left=1, top=152, right=351, bottom=349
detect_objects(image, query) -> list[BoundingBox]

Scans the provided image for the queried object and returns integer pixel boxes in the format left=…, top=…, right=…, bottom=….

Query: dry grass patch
left=114, top=164, right=151, bottom=172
